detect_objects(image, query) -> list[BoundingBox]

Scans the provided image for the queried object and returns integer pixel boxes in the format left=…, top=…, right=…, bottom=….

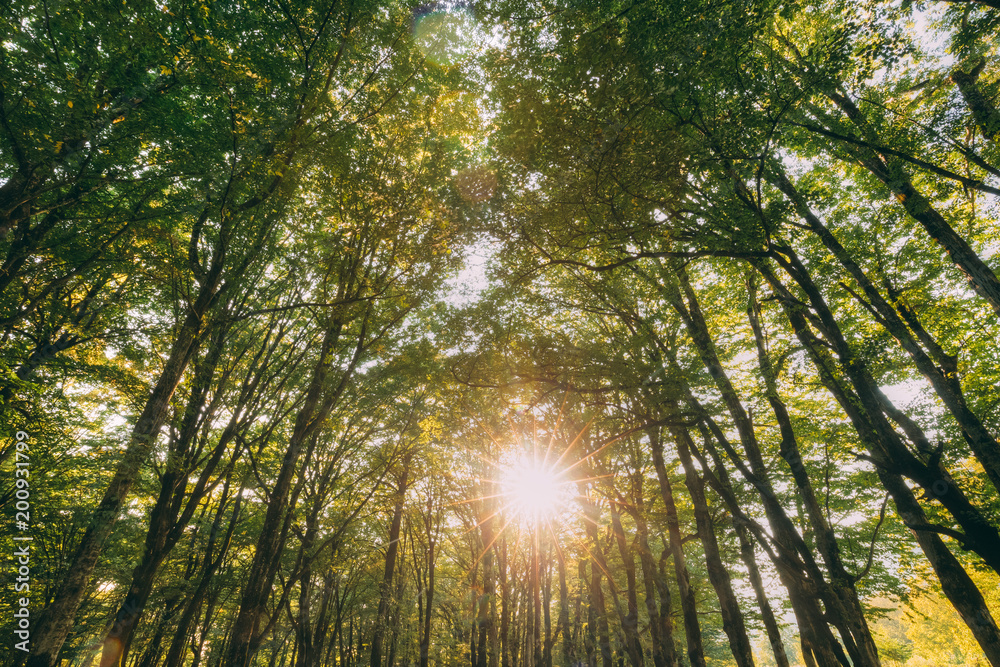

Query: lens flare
left=501, top=457, right=570, bottom=524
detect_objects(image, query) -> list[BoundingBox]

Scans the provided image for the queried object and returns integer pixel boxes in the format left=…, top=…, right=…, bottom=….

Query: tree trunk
left=735, top=524, right=790, bottom=667
left=370, top=451, right=413, bottom=667
left=877, top=470, right=1000, bottom=666
left=672, top=427, right=756, bottom=667
left=763, top=248, right=1000, bottom=576
left=609, top=501, right=645, bottom=667
left=632, top=499, right=678, bottom=667
left=648, top=427, right=706, bottom=667
left=501, top=538, right=511, bottom=667
left=952, top=58, right=1000, bottom=141
left=541, top=543, right=555, bottom=667
left=225, top=318, right=358, bottom=667
left=767, top=163, right=1000, bottom=495
left=754, top=258, right=1000, bottom=661
left=26, top=304, right=210, bottom=667
left=478, top=493, right=497, bottom=667
left=101, top=327, right=237, bottom=667
left=130, top=592, right=183, bottom=667
left=556, top=545, right=573, bottom=667
left=162, top=486, right=242, bottom=667
left=419, top=511, right=437, bottom=667
left=587, top=558, right=613, bottom=667
left=690, top=428, right=849, bottom=667
left=822, top=89, right=1000, bottom=315
left=747, top=268, right=893, bottom=666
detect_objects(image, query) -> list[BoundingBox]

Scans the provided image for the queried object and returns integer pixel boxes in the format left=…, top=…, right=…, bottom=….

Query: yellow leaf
left=160, top=66, right=172, bottom=76
left=67, top=100, right=73, bottom=108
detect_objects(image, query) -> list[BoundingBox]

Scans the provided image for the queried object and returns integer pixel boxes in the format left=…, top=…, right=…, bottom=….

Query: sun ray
left=550, top=417, right=596, bottom=471
left=501, top=454, right=571, bottom=525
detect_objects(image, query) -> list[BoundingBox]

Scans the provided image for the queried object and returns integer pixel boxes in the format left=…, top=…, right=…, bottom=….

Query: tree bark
left=877, top=470, right=1000, bottom=667
left=735, top=524, right=790, bottom=667
left=665, top=265, right=877, bottom=665
left=578, top=489, right=614, bottom=667
left=609, top=500, right=645, bottom=667
left=418, top=495, right=439, bottom=667
left=764, top=248, right=1000, bottom=576
left=672, top=426, right=757, bottom=667
left=501, top=539, right=511, bottom=667
left=369, top=451, right=413, bottom=667
left=952, top=58, right=1000, bottom=141
left=753, top=258, right=1000, bottom=660
left=478, top=508, right=497, bottom=667
left=587, top=558, right=613, bottom=667
left=99, top=324, right=242, bottom=667
left=225, top=316, right=359, bottom=667
left=821, top=90, right=1000, bottom=316
left=648, top=427, right=706, bottom=667
left=25, top=303, right=211, bottom=667
left=630, top=480, right=679, bottom=667
left=767, top=163, right=1000, bottom=495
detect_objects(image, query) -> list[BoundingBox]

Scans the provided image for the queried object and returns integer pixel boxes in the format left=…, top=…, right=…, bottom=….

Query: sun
left=501, top=456, right=570, bottom=525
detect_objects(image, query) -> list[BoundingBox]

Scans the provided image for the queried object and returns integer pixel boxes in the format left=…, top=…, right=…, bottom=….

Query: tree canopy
left=3, top=1, right=1000, bottom=667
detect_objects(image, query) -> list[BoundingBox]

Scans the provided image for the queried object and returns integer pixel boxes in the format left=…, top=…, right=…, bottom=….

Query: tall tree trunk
left=587, top=558, right=613, bottom=667
left=101, top=326, right=239, bottom=667
left=577, top=489, right=614, bottom=667
left=472, top=559, right=480, bottom=667
left=478, top=491, right=497, bottom=667
left=609, top=500, right=645, bottom=667
left=877, top=469, right=1000, bottom=667
left=530, top=531, right=541, bottom=667
left=500, top=538, right=511, bottom=667
left=26, top=302, right=212, bottom=667
left=294, top=539, right=317, bottom=667
left=820, top=89, right=1000, bottom=315
left=370, top=451, right=413, bottom=667
left=631, top=497, right=678, bottom=667
left=582, top=559, right=596, bottom=667
left=767, top=163, right=1000, bottom=495
left=23, top=187, right=247, bottom=667
left=225, top=317, right=359, bottom=667
left=671, top=426, right=756, bottom=667
left=952, top=58, right=1000, bottom=141
left=744, top=267, right=888, bottom=667
left=419, top=506, right=438, bottom=667
left=763, top=247, right=1000, bottom=575
left=385, top=557, right=407, bottom=667
left=648, top=427, right=707, bottom=667
left=669, top=263, right=883, bottom=667
left=753, top=258, right=1000, bottom=662
left=130, top=592, right=183, bottom=667
left=556, top=545, right=573, bottom=667
left=735, top=523, right=790, bottom=667
left=689, top=425, right=849, bottom=667
left=163, top=484, right=242, bottom=667
left=541, top=543, right=555, bottom=667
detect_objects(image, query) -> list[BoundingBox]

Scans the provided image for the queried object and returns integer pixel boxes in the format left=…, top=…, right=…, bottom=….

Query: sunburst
left=453, top=400, right=625, bottom=551
left=499, top=453, right=575, bottom=526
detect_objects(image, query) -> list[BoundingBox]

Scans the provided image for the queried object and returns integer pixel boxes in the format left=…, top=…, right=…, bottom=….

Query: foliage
left=3, top=2, right=1000, bottom=667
